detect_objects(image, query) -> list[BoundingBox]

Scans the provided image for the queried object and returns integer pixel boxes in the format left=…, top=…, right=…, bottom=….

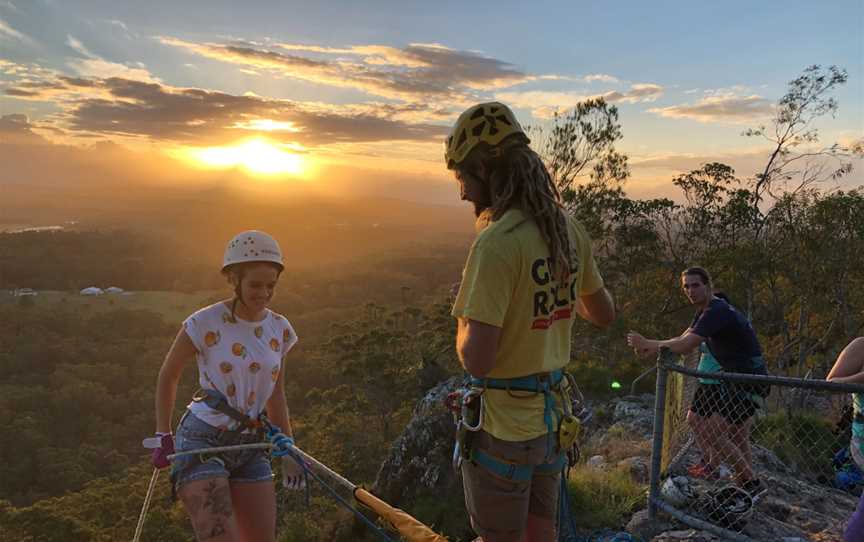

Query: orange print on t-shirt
left=205, top=331, right=221, bottom=347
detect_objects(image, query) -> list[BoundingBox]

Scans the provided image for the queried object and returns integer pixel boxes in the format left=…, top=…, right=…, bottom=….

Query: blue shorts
left=171, top=412, right=273, bottom=491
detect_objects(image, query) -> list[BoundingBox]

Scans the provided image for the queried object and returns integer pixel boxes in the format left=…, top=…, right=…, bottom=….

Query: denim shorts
left=171, top=411, right=273, bottom=491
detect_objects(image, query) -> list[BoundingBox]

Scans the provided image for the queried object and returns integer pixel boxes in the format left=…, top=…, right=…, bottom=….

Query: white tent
left=105, top=286, right=124, bottom=294
left=80, top=287, right=104, bottom=296
left=13, top=288, right=38, bottom=297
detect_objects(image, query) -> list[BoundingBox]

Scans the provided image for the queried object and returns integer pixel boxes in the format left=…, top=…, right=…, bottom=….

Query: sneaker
left=687, top=462, right=720, bottom=480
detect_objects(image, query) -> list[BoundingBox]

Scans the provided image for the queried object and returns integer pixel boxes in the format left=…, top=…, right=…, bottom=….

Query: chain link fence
left=647, top=349, right=864, bottom=541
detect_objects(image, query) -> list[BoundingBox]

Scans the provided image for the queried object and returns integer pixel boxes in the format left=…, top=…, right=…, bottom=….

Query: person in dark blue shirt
left=627, top=267, right=765, bottom=494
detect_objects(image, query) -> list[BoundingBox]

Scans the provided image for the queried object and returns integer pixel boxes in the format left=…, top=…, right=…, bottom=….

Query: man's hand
left=626, top=331, right=655, bottom=358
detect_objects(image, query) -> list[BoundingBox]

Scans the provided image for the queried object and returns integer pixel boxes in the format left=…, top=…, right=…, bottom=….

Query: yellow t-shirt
left=452, top=208, right=604, bottom=441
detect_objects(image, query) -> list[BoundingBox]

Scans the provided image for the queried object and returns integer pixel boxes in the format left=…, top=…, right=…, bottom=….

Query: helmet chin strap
left=230, top=279, right=250, bottom=320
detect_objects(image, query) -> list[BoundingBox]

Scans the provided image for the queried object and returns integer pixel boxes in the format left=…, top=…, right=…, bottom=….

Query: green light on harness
left=611, top=381, right=622, bottom=389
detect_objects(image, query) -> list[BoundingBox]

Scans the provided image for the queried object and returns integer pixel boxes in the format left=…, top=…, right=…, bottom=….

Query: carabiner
left=461, top=388, right=484, bottom=432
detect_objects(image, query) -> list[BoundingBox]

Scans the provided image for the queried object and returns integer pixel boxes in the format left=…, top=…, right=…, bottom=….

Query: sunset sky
left=1, top=0, right=862, bottom=204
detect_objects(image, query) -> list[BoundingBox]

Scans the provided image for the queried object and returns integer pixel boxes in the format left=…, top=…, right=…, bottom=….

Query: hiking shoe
left=687, top=462, right=720, bottom=480
left=716, top=464, right=733, bottom=480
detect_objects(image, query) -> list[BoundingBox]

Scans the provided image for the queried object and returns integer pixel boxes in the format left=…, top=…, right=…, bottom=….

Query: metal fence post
left=648, top=348, right=670, bottom=520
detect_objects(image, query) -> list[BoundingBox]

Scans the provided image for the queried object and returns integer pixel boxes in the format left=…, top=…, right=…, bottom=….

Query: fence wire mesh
left=652, top=349, right=863, bottom=541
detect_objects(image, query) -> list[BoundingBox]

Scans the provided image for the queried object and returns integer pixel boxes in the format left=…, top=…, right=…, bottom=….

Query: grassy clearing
left=2, top=290, right=220, bottom=324
left=566, top=465, right=646, bottom=529
left=584, top=423, right=653, bottom=463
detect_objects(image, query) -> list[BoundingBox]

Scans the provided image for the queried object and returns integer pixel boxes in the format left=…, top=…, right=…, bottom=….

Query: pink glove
left=150, top=433, right=175, bottom=469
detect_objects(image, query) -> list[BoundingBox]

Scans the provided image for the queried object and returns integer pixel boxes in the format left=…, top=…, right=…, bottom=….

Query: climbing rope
left=167, top=442, right=272, bottom=459
left=134, top=441, right=396, bottom=542
left=132, top=467, right=159, bottom=542
left=277, top=443, right=396, bottom=542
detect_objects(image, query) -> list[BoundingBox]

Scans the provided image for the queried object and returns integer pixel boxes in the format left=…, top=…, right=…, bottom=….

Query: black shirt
left=690, top=297, right=763, bottom=372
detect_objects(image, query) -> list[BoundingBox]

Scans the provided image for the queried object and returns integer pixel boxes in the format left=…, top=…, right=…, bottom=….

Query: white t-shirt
left=182, top=302, right=298, bottom=430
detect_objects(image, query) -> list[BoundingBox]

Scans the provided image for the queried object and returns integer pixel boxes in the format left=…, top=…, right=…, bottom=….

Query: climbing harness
left=447, top=369, right=594, bottom=541
left=447, top=369, right=591, bottom=475
left=192, top=388, right=269, bottom=431
left=469, top=369, right=565, bottom=462
left=446, top=386, right=484, bottom=471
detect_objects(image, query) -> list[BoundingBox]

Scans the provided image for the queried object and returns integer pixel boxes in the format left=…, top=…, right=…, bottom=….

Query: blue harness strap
left=471, top=448, right=566, bottom=482
left=469, top=369, right=564, bottom=392
left=469, top=369, right=565, bottom=461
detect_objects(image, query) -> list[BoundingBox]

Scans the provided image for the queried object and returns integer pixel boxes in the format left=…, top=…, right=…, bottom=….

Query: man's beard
left=472, top=201, right=488, bottom=217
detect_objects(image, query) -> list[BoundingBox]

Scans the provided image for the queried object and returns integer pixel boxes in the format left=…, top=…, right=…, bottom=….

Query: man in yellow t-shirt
left=445, top=102, right=615, bottom=542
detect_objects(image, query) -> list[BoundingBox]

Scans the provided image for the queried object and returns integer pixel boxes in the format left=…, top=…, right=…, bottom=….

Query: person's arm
left=155, top=328, right=198, bottom=433
left=456, top=317, right=501, bottom=378
left=627, top=330, right=703, bottom=356
left=267, top=348, right=306, bottom=489
left=577, top=287, right=615, bottom=328
left=827, top=337, right=864, bottom=384
left=265, top=358, right=293, bottom=438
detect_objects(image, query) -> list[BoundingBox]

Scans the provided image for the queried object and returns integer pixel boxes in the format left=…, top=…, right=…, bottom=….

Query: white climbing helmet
left=222, top=230, right=284, bottom=271
left=660, top=476, right=695, bottom=507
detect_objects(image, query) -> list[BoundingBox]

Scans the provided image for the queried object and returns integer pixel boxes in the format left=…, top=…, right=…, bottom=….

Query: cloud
left=649, top=94, right=774, bottom=124
left=5, top=74, right=448, bottom=145
left=584, top=73, right=620, bottom=84
left=0, top=113, right=48, bottom=144
left=0, top=15, right=31, bottom=42
left=497, top=83, right=665, bottom=118
left=159, top=37, right=530, bottom=102
left=65, top=34, right=159, bottom=83
left=68, top=58, right=159, bottom=82
left=0, top=58, right=55, bottom=79
left=630, top=149, right=770, bottom=172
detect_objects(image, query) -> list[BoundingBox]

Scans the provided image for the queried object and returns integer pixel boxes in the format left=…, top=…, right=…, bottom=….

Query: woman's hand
left=150, top=433, right=175, bottom=469
left=282, top=457, right=306, bottom=490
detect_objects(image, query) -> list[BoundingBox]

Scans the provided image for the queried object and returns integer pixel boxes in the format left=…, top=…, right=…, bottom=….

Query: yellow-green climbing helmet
left=444, top=102, right=527, bottom=169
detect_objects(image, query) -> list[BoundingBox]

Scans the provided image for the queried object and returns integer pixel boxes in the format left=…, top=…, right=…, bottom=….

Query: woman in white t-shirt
left=151, top=230, right=303, bottom=542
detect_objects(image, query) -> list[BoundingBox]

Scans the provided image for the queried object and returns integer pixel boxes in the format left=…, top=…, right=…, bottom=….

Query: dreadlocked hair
left=460, top=136, right=573, bottom=282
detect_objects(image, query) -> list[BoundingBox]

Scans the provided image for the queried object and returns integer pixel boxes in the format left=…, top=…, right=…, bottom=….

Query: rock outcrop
left=373, top=381, right=858, bottom=541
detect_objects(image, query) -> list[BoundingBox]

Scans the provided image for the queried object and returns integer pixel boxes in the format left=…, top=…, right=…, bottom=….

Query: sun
left=182, top=138, right=307, bottom=176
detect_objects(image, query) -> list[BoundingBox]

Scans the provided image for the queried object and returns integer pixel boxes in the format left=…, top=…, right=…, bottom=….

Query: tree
left=529, top=98, right=630, bottom=211
left=745, top=65, right=856, bottom=202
